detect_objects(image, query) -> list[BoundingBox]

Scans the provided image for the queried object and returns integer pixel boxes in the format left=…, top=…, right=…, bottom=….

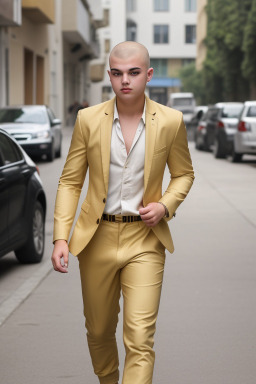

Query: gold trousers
left=78, top=220, right=166, bottom=384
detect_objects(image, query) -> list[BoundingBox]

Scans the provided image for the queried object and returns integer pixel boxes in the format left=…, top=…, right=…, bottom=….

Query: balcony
left=0, top=0, right=22, bottom=26
left=62, top=0, right=99, bottom=59
left=90, top=63, right=105, bottom=82
left=22, top=0, right=55, bottom=24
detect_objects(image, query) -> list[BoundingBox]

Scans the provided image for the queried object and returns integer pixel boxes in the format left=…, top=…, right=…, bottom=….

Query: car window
left=0, top=133, right=23, bottom=165
left=221, top=106, right=243, bottom=118
left=247, top=106, right=256, bottom=117
left=47, top=107, right=56, bottom=124
left=207, top=108, right=219, bottom=120
left=0, top=107, right=47, bottom=124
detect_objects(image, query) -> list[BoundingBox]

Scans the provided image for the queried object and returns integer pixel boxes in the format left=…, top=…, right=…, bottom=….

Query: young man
left=51, top=42, right=194, bottom=384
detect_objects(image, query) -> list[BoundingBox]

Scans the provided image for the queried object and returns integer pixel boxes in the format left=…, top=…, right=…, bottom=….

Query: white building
left=90, top=0, right=197, bottom=105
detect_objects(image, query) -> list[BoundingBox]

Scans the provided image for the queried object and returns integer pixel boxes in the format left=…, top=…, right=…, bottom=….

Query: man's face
left=108, top=53, right=153, bottom=101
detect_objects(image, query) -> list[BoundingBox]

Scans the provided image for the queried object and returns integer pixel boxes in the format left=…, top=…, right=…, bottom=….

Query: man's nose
left=122, top=73, right=130, bottom=84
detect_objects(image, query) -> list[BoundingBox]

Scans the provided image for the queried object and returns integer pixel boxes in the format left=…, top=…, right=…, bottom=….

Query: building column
left=0, top=27, right=8, bottom=107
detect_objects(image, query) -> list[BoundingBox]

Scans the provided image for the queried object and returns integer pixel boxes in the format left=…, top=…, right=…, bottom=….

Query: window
left=0, top=133, right=23, bottom=166
left=126, top=20, right=137, bottom=41
left=126, top=0, right=136, bottom=12
left=185, top=0, right=196, bottom=12
left=182, top=58, right=195, bottom=66
left=154, top=0, right=169, bottom=11
left=185, top=25, right=196, bottom=44
left=248, top=106, right=256, bottom=117
left=151, top=59, right=168, bottom=77
left=154, top=25, right=169, bottom=44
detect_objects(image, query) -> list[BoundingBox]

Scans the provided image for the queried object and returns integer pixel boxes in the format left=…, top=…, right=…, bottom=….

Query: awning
left=147, top=77, right=181, bottom=88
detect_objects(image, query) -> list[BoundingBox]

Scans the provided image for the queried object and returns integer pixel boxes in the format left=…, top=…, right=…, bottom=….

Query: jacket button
left=103, top=198, right=106, bottom=203
left=96, top=218, right=100, bottom=224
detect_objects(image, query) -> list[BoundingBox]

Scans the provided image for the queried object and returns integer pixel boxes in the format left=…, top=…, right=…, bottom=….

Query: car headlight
left=35, top=130, right=50, bottom=138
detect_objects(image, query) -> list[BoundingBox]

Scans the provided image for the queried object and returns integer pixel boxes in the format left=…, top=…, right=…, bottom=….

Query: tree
left=203, top=0, right=251, bottom=103
left=179, top=63, right=206, bottom=105
left=242, top=0, right=256, bottom=86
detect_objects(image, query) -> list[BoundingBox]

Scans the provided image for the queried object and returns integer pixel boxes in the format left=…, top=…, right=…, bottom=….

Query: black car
left=0, top=129, right=46, bottom=263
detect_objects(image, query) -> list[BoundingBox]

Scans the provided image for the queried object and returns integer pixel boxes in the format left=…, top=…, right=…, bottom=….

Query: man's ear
left=147, top=67, right=154, bottom=82
left=107, top=70, right=111, bottom=80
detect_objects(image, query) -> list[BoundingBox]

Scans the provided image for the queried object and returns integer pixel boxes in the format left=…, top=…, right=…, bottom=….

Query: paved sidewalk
left=0, top=145, right=256, bottom=384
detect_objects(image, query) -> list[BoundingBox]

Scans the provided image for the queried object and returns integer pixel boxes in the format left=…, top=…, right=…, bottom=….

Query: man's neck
left=116, top=95, right=145, bottom=117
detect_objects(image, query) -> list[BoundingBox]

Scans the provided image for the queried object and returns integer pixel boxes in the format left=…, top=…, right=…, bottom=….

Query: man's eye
left=130, top=71, right=139, bottom=76
left=112, top=72, right=121, bottom=76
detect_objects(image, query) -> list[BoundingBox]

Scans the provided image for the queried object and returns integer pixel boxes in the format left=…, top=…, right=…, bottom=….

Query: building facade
left=91, top=0, right=197, bottom=105
left=0, top=0, right=104, bottom=122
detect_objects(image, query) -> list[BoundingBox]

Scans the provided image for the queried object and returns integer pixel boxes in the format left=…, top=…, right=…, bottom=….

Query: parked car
left=167, top=92, right=196, bottom=126
left=190, top=106, right=208, bottom=129
left=212, top=102, right=243, bottom=158
left=194, top=111, right=208, bottom=150
left=0, top=129, right=46, bottom=263
left=0, top=105, right=62, bottom=162
left=194, top=102, right=243, bottom=157
left=232, top=101, right=256, bottom=162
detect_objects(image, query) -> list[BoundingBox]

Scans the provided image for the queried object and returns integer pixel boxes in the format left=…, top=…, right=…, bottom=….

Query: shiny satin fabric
left=78, top=220, right=166, bottom=384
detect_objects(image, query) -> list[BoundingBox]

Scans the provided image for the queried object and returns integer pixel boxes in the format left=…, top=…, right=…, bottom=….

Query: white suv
left=232, top=101, right=256, bottom=162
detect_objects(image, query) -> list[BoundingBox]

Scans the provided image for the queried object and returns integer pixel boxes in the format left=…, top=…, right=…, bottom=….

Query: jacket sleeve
left=159, top=114, right=195, bottom=220
left=53, top=111, right=88, bottom=242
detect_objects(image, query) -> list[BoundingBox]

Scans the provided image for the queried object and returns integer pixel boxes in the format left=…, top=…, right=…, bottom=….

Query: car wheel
left=15, top=201, right=45, bottom=264
left=195, top=136, right=203, bottom=150
left=213, top=139, right=226, bottom=159
left=47, top=140, right=55, bottom=162
left=231, top=150, right=243, bottom=163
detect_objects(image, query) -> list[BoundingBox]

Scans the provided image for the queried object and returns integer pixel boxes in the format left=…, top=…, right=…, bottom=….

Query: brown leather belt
left=102, top=214, right=142, bottom=223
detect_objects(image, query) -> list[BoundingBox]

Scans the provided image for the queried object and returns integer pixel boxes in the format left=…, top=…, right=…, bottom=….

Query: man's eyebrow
left=110, top=67, right=142, bottom=72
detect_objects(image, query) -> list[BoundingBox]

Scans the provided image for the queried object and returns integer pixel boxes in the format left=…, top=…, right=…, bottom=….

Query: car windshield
left=173, top=98, right=193, bottom=107
left=221, top=106, right=243, bottom=118
left=247, top=106, right=256, bottom=117
left=0, top=107, right=47, bottom=124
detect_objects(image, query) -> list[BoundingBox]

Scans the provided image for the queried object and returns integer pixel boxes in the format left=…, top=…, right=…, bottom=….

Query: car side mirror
left=51, top=118, right=61, bottom=126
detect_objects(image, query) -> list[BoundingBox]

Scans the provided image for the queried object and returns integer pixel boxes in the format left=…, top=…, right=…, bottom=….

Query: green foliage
left=242, top=0, right=256, bottom=83
left=202, top=0, right=253, bottom=103
left=179, top=63, right=206, bottom=105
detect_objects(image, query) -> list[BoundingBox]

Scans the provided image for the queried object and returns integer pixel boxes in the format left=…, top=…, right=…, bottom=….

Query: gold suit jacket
left=53, top=96, right=195, bottom=255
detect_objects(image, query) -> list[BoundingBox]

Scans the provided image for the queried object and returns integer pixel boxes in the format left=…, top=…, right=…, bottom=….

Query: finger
left=139, top=206, right=151, bottom=215
left=52, top=254, right=68, bottom=273
left=141, top=212, right=155, bottom=221
left=63, top=250, right=69, bottom=269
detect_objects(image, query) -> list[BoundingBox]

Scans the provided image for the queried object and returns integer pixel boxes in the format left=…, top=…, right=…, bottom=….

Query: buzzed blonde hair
left=109, top=41, right=150, bottom=69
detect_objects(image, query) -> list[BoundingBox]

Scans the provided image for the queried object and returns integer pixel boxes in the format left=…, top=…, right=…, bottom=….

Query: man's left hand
left=139, top=202, right=165, bottom=227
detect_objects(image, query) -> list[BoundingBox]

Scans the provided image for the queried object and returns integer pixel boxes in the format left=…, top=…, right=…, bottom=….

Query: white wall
left=127, top=0, right=197, bottom=58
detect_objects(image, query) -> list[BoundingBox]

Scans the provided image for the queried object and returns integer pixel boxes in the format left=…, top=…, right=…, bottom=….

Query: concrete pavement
left=0, top=141, right=256, bottom=384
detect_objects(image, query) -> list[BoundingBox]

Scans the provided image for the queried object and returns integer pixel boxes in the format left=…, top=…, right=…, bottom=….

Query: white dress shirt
left=104, top=103, right=146, bottom=215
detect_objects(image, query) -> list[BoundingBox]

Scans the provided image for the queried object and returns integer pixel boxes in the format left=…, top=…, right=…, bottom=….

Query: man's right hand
left=51, top=239, right=69, bottom=273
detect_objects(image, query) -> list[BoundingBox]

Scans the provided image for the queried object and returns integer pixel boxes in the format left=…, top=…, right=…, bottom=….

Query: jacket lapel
left=100, top=98, right=115, bottom=194
left=144, top=97, right=157, bottom=193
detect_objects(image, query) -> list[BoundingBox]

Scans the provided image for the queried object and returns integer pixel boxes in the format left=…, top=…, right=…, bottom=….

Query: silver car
left=232, top=101, right=256, bottom=162
left=0, top=105, right=62, bottom=162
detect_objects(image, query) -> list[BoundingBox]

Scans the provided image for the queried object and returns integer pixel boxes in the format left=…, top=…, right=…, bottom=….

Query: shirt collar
left=114, top=102, right=146, bottom=124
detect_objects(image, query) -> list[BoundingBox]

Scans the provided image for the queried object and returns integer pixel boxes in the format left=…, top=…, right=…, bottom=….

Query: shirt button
left=103, top=198, right=106, bottom=203
left=96, top=218, right=100, bottom=224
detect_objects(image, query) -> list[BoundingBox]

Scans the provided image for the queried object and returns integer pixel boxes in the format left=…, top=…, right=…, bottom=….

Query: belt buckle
left=114, top=215, right=123, bottom=223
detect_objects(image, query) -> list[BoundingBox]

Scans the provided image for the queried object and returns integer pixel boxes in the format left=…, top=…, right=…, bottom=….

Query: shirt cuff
left=157, top=202, right=169, bottom=218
